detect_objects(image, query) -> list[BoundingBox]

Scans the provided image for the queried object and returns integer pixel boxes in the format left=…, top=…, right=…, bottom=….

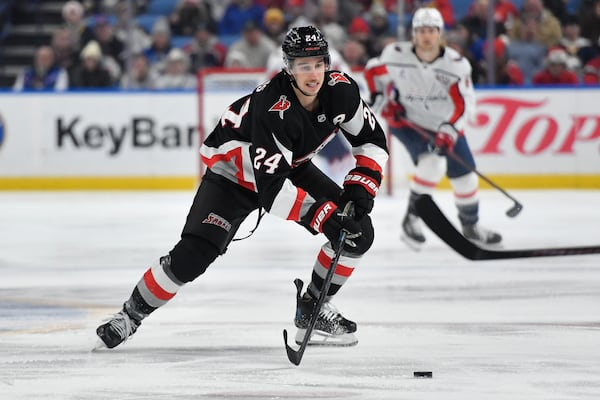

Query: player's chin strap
left=284, top=69, right=320, bottom=98
left=232, top=208, right=266, bottom=242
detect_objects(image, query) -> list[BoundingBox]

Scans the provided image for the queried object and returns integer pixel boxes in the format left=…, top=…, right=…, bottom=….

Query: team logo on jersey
left=317, top=114, right=326, bottom=122
left=202, top=212, right=232, bottom=232
left=269, top=95, right=291, bottom=120
left=328, top=72, right=350, bottom=86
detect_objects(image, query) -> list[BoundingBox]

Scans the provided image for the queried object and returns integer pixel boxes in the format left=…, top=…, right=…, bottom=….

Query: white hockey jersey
left=365, top=41, right=475, bottom=134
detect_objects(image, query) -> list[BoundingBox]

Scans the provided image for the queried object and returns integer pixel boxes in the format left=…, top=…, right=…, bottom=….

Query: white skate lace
left=319, top=302, right=341, bottom=322
left=106, top=312, right=134, bottom=343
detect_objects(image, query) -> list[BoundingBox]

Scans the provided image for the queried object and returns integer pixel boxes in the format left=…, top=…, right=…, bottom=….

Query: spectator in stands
left=314, top=0, right=346, bottom=51
left=263, top=7, right=287, bottom=45
left=495, top=0, right=519, bottom=24
left=62, top=0, right=94, bottom=51
left=559, top=14, right=591, bottom=75
left=542, top=0, right=568, bottom=24
left=89, top=15, right=125, bottom=69
left=341, top=39, right=367, bottom=68
left=582, top=38, right=600, bottom=84
left=187, top=23, right=227, bottom=70
left=532, top=47, right=579, bottom=84
left=446, top=25, right=479, bottom=81
left=460, top=0, right=492, bottom=49
left=120, top=53, right=158, bottom=89
left=479, top=38, right=525, bottom=85
left=169, top=0, right=215, bottom=36
left=284, top=0, right=312, bottom=28
left=70, top=40, right=113, bottom=88
left=13, top=46, right=69, bottom=91
left=224, top=20, right=276, bottom=68
left=224, top=50, right=249, bottom=68
left=155, top=48, right=197, bottom=89
left=384, top=0, right=455, bottom=28
left=367, top=2, right=393, bottom=37
left=507, top=14, right=548, bottom=83
left=51, top=28, right=79, bottom=76
left=579, top=0, right=600, bottom=51
left=144, top=18, right=173, bottom=75
left=218, top=0, right=265, bottom=35
left=348, top=16, right=379, bottom=58
left=113, top=1, right=152, bottom=54
left=508, top=0, right=561, bottom=48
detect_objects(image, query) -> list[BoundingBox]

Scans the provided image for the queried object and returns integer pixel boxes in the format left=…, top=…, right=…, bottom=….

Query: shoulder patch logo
left=328, top=72, right=351, bottom=86
left=269, top=95, right=291, bottom=120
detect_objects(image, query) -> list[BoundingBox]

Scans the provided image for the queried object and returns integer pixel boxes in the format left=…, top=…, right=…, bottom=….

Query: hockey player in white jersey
left=364, top=7, right=502, bottom=249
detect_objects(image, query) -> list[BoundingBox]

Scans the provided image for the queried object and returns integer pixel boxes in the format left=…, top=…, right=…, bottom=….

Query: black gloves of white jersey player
left=340, top=167, right=382, bottom=220
left=435, top=122, right=459, bottom=150
left=301, top=198, right=368, bottom=252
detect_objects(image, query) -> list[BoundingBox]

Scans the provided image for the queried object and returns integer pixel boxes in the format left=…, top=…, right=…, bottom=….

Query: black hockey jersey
left=200, top=70, right=388, bottom=221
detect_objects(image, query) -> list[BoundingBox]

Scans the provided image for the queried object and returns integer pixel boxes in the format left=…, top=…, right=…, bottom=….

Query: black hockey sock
left=407, top=190, right=420, bottom=216
left=457, top=203, right=479, bottom=226
left=124, top=288, right=155, bottom=322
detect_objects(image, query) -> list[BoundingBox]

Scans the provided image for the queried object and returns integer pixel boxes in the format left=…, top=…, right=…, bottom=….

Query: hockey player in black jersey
left=96, top=26, right=388, bottom=350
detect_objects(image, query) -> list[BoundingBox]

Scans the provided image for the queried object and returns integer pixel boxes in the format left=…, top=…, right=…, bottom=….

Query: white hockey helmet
left=412, top=7, right=444, bottom=33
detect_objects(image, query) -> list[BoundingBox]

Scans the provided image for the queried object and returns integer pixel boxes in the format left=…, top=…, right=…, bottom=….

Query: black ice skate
left=401, top=213, right=426, bottom=251
left=95, top=306, right=141, bottom=350
left=462, top=224, right=502, bottom=246
left=294, top=292, right=358, bottom=346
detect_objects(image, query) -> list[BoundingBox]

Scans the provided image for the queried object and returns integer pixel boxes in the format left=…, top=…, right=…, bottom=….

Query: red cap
left=349, top=17, right=369, bottom=34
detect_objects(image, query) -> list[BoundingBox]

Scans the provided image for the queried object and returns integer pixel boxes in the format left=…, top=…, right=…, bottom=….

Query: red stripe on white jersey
left=364, top=64, right=388, bottom=93
left=317, top=249, right=354, bottom=277
left=355, top=155, right=383, bottom=175
left=143, top=268, right=176, bottom=301
left=448, top=82, right=465, bottom=129
left=287, top=188, right=307, bottom=221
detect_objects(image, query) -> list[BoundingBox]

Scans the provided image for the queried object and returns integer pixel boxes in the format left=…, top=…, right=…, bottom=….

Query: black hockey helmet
left=282, top=26, right=330, bottom=72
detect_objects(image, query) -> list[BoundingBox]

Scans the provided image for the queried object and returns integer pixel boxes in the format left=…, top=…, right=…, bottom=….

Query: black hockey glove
left=340, top=167, right=382, bottom=220
left=301, top=198, right=362, bottom=249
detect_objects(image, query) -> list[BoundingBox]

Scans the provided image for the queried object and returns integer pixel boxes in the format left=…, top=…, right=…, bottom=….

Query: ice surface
left=1, top=190, right=599, bottom=399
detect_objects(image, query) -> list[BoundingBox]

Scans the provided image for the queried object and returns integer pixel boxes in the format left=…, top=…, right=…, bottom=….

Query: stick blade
left=506, top=203, right=523, bottom=218
left=283, top=329, right=302, bottom=366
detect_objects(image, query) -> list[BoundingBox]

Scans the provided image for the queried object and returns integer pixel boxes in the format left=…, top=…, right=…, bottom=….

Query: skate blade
left=295, top=328, right=358, bottom=347
left=400, top=234, right=424, bottom=252
left=91, top=338, right=108, bottom=352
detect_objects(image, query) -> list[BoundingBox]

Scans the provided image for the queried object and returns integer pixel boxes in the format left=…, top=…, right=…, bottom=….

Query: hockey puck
left=413, top=371, right=433, bottom=378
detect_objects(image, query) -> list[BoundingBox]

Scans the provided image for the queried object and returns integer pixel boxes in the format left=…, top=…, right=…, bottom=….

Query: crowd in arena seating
left=6, top=0, right=600, bottom=90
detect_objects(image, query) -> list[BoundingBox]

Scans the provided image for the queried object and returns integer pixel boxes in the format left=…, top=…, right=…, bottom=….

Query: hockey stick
left=400, top=118, right=523, bottom=218
left=283, top=229, right=348, bottom=366
left=415, top=194, right=600, bottom=260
